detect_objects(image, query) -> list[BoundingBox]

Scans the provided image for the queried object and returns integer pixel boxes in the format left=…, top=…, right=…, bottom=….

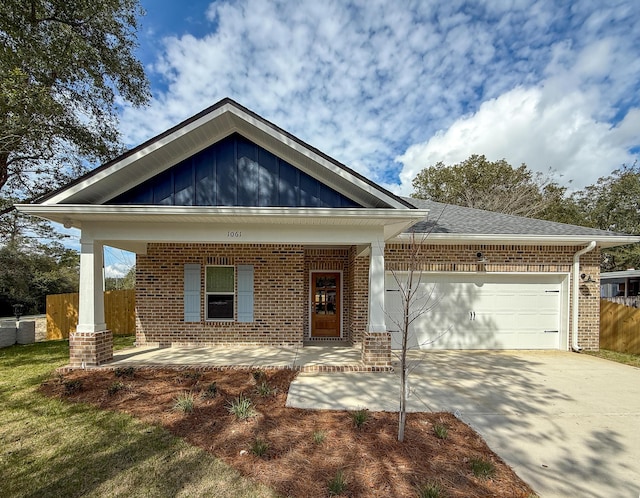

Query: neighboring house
left=17, top=99, right=640, bottom=367
left=601, top=270, right=640, bottom=308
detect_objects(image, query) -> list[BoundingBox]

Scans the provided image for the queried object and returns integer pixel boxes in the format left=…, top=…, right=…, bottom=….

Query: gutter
left=571, top=241, right=597, bottom=352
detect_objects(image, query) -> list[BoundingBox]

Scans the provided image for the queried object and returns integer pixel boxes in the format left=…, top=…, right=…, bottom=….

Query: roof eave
left=391, top=232, right=640, bottom=248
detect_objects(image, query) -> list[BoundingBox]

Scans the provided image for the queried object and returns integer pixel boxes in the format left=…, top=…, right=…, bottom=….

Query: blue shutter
left=237, top=265, right=254, bottom=322
left=184, top=264, right=201, bottom=322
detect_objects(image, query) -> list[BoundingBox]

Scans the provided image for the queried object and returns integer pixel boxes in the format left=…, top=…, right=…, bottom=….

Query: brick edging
left=55, top=363, right=394, bottom=374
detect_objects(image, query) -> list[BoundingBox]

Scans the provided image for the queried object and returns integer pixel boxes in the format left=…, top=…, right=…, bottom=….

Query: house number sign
left=227, top=231, right=242, bottom=238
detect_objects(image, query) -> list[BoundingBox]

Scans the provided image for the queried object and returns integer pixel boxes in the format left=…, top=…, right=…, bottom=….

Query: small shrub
left=312, top=430, right=326, bottom=445
left=107, top=381, right=126, bottom=396
left=173, top=392, right=196, bottom=413
left=328, top=469, right=347, bottom=496
left=250, top=437, right=269, bottom=457
left=350, top=408, right=369, bottom=429
left=433, top=421, right=448, bottom=439
left=255, top=380, right=274, bottom=397
left=63, top=379, right=83, bottom=395
left=201, top=382, right=218, bottom=399
left=227, top=395, right=256, bottom=420
left=114, top=366, right=135, bottom=378
left=177, top=371, right=202, bottom=384
left=470, top=457, right=496, bottom=479
left=416, top=480, right=445, bottom=498
left=252, top=369, right=266, bottom=382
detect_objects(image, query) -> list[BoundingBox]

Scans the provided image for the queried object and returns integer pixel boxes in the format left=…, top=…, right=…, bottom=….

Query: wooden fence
left=600, top=299, right=640, bottom=354
left=46, top=289, right=135, bottom=339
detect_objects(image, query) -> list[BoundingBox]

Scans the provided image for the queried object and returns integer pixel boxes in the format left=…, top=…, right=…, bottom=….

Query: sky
left=104, top=0, right=640, bottom=276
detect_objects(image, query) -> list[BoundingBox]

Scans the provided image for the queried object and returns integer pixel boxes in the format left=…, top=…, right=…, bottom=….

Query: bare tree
left=386, top=209, right=448, bottom=442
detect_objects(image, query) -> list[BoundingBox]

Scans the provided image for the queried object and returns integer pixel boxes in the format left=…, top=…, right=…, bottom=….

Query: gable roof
left=401, top=197, right=640, bottom=248
left=38, top=98, right=413, bottom=210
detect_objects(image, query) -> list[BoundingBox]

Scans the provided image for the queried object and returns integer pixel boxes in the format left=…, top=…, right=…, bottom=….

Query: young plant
left=177, top=371, right=202, bottom=384
left=327, top=469, right=347, bottom=496
left=350, top=408, right=369, bottom=429
left=250, top=437, right=269, bottom=457
left=312, top=430, right=326, bottom=445
left=416, top=480, right=445, bottom=498
left=255, top=380, right=274, bottom=397
left=114, top=366, right=135, bottom=379
left=470, top=457, right=496, bottom=479
left=201, top=382, right=218, bottom=399
left=173, top=391, right=196, bottom=413
left=107, top=381, right=126, bottom=396
left=252, top=369, right=266, bottom=382
left=63, top=379, right=83, bottom=395
left=227, top=395, right=256, bottom=420
left=433, top=421, right=448, bottom=440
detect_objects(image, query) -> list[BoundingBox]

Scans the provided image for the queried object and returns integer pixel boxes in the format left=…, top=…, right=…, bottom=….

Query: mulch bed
left=40, top=368, right=534, bottom=497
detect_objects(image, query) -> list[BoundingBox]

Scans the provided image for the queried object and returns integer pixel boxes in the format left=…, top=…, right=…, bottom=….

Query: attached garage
left=385, top=272, right=569, bottom=350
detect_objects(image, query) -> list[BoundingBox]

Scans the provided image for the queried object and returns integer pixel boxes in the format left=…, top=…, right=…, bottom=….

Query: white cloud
left=104, top=263, right=132, bottom=279
left=396, top=84, right=639, bottom=194
left=120, top=0, right=640, bottom=198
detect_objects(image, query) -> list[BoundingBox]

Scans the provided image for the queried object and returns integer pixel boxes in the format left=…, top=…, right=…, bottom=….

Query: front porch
left=86, top=343, right=393, bottom=372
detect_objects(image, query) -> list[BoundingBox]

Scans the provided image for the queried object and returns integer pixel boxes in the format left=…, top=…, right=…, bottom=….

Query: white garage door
left=385, top=273, right=566, bottom=350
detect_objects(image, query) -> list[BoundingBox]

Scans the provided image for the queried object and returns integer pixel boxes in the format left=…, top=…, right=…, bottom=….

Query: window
left=206, top=266, right=234, bottom=320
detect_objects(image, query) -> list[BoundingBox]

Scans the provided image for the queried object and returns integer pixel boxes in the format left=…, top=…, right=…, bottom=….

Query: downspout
left=571, top=241, right=597, bottom=352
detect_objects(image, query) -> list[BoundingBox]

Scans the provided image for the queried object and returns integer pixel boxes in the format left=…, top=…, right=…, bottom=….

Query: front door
left=311, top=272, right=341, bottom=337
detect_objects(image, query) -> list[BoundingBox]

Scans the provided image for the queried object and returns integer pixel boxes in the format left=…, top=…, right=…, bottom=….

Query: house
left=601, top=270, right=640, bottom=299
left=17, top=99, right=640, bottom=367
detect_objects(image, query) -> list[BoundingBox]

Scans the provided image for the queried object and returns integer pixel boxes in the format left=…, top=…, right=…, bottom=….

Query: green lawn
left=0, top=339, right=276, bottom=498
left=585, top=349, right=640, bottom=368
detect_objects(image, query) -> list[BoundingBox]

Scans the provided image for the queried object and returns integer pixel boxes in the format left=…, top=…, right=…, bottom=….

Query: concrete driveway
left=286, top=351, right=640, bottom=498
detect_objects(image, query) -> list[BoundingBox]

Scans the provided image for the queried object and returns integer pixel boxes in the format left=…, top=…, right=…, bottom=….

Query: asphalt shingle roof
left=403, top=197, right=627, bottom=237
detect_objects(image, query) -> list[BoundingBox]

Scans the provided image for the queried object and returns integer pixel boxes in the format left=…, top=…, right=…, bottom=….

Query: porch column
left=362, top=238, right=391, bottom=368
left=70, top=238, right=112, bottom=367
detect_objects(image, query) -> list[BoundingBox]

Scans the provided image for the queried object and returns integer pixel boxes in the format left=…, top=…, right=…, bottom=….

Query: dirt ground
left=41, top=368, right=535, bottom=498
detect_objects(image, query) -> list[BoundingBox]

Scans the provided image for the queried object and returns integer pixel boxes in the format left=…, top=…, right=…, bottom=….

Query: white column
left=368, top=238, right=386, bottom=333
left=76, top=238, right=107, bottom=333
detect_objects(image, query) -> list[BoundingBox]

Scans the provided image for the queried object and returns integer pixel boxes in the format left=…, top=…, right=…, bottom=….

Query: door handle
left=469, top=311, right=476, bottom=321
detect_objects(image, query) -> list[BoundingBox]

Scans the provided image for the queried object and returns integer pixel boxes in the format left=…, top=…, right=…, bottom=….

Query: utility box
left=0, top=320, right=16, bottom=348
left=17, top=320, right=36, bottom=345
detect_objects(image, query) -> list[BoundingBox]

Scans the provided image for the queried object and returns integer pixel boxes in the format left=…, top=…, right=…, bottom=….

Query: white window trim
left=205, top=265, right=235, bottom=322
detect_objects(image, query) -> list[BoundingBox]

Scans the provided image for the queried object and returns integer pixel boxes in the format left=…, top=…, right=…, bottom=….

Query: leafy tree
left=411, top=154, right=580, bottom=222
left=105, top=265, right=135, bottom=291
left=0, top=241, right=79, bottom=316
left=574, top=162, right=640, bottom=271
left=0, top=0, right=150, bottom=212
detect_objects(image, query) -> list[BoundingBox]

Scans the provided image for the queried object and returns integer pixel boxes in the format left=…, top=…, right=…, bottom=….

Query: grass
left=312, top=430, right=326, bottom=444
left=350, top=408, right=369, bottom=429
left=250, top=437, right=269, bottom=457
left=227, top=395, right=257, bottom=420
left=0, top=338, right=276, bottom=498
left=585, top=349, right=640, bottom=368
left=255, top=380, right=274, bottom=397
left=173, top=391, right=197, bottom=413
left=470, top=457, right=496, bottom=479
left=327, top=469, right=347, bottom=496
left=433, top=421, right=448, bottom=439
left=416, top=480, right=446, bottom=498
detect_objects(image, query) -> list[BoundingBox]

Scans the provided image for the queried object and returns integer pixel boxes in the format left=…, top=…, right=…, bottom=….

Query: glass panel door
left=311, top=273, right=341, bottom=337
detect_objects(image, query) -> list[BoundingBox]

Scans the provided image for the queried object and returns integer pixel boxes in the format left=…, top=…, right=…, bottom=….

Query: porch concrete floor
left=108, top=344, right=363, bottom=370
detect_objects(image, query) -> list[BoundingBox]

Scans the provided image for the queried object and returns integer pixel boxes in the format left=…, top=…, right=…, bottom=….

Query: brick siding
left=136, top=243, right=305, bottom=347
left=134, top=241, right=600, bottom=353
